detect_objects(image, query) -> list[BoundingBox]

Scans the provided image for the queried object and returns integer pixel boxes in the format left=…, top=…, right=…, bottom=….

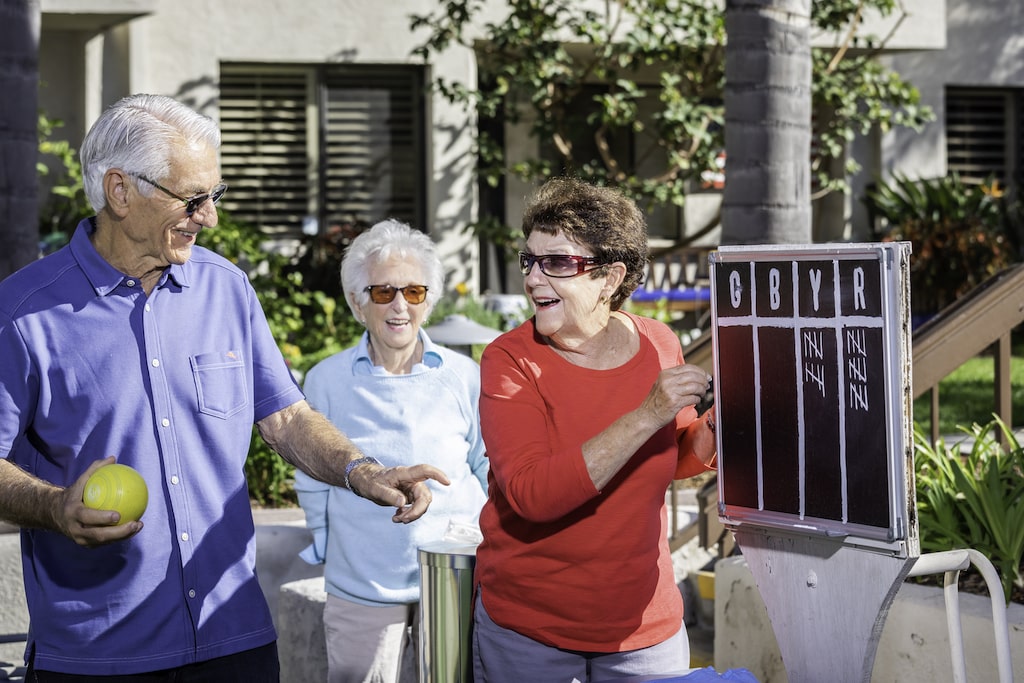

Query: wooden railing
left=911, top=263, right=1024, bottom=443
left=666, top=261, right=1024, bottom=553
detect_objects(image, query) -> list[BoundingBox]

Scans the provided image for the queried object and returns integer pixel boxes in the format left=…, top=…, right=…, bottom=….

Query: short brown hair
left=521, top=177, right=648, bottom=310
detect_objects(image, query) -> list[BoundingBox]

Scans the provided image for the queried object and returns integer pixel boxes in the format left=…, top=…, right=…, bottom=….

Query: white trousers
left=323, top=593, right=419, bottom=683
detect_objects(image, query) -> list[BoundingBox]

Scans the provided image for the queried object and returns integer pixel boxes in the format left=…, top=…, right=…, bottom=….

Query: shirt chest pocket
left=190, top=350, right=249, bottom=419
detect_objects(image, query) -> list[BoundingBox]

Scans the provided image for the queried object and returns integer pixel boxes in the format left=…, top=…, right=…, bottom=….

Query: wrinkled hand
left=351, top=464, right=451, bottom=523
left=693, top=404, right=718, bottom=467
left=59, top=456, right=144, bottom=547
left=640, top=364, right=712, bottom=429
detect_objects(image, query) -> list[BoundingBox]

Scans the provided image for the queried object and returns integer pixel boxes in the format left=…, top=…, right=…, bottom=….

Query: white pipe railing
left=907, top=549, right=1014, bottom=683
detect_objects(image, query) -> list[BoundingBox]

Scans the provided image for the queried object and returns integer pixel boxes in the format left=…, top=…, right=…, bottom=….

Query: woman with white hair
left=295, top=219, right=489, bottom=683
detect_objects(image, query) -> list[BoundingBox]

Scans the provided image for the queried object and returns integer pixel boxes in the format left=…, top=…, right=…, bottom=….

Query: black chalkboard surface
left=710, top=243, right=916, bottom=553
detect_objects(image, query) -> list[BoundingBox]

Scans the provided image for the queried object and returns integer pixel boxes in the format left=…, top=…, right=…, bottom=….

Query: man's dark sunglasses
left=519, top=252, right=604, bottom=278
left=135, top=174, right=228, bottom=216
left=364, top=284, right=429, bottom=305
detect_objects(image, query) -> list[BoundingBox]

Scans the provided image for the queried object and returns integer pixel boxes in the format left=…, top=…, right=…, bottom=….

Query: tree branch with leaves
left=410, top=0, right=932, bottom=247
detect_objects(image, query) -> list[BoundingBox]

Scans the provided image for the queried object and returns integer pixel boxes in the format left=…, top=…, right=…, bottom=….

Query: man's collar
left=70, top=218, right=189, bottom=295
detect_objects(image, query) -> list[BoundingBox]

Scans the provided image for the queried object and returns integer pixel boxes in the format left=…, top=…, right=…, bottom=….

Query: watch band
left=344, top=456, right=383, bottom=492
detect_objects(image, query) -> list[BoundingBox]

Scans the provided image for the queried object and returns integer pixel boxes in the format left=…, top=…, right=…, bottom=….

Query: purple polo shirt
left=0, top=219, right=304, bottom=675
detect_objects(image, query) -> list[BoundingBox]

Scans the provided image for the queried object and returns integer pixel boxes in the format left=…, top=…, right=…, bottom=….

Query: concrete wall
left=37, top=0, right=958, bottom=293
left=714, top=555, right=1024, bottom=682
left=880, top=0, right=1024, bottom=183
left=278, top=577, right=329, bottom=683
left=39, top=0, right=495, bottom=295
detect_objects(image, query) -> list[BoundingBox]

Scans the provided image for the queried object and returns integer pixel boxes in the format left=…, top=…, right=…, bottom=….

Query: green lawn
left=912, top=328, right=1024, bottom=436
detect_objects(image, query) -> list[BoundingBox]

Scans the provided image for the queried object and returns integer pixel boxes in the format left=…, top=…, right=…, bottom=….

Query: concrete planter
left=714, top=555, right=1024, bottom=682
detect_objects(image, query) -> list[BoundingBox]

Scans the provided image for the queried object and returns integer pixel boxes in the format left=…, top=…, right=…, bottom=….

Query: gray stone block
left=254, top=521, right=323, bottom=632
left=0, top=532, right=28, bottom=679
left=277, top=577, right=328, bottom=683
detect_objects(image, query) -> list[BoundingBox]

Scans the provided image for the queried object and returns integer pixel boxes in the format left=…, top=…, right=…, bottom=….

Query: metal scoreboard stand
left=711, top=243, right=916, bottom=553
left=708, top=243, right=1012, bottom=682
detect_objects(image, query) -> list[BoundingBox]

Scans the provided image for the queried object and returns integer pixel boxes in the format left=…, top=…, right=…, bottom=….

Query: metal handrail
left=906, top=549, right=1014, bottom=683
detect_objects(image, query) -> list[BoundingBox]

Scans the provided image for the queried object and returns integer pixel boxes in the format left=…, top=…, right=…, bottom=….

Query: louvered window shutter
left=220, top=65, right=312, bottom=236
left=322, top=66, right=426, bottom=230
left=945, top=88, right=1012, bottom=185
left=218, top=64, right=426, bottom=238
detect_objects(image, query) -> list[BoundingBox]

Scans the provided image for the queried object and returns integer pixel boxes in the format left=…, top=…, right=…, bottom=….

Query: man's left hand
left=350, top=464, right=451, bottom=523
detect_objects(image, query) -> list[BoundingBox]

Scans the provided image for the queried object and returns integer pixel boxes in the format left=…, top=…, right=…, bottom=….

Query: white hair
left=340, top=219, right=445, bottom=324
left=80, top=94, right=221, bottom=212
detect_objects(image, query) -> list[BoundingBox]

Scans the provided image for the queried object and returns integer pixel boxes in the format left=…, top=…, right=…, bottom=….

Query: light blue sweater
left=295, top=330, right=488, bottom=606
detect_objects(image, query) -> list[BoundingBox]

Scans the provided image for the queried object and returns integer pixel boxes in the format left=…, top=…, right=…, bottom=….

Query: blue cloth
left=680, top=667, right=760, bottom=682
left=0, top=219, right=303, bottom=675
left=295, top=331, right=488, bottom=606
left=596, top=668, right=760, bottom=683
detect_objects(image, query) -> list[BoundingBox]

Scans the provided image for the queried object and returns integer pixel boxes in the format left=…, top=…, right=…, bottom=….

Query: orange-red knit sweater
left=476, top=313, right=708, bottom=652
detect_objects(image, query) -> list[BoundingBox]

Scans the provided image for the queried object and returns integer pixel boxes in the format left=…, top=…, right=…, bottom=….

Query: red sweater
left=476, top=312, right=707, bottom=652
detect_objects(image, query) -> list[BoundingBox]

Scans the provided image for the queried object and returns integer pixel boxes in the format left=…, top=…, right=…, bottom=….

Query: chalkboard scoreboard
left=710, top=243, right=917, bottom=555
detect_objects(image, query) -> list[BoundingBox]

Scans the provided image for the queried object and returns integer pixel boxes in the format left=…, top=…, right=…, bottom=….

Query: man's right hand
left=58, top=456, right=144, bottom=547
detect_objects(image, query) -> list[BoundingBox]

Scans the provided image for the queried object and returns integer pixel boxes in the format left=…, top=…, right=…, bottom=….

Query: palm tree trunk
left=722, top=0, right=812, bottom=245
left=0, top=0, right=40, bottom=279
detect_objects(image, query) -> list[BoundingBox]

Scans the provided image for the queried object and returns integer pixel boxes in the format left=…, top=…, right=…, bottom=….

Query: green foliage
left=410, top=0, right=932, bottom=245
left=811, top=52, right=931, bottom=196
left=809, top=1, right=932, bottom=196
left=412, top=0, right=724, bottom=243
left=37, top=112, right=93, bottom=245
left=244, top=425, right=300, bottom=508
left=429, top=285, right=509, bottom=363
left=624, top=298, right=675, bottom=325
left=199, top=212, right=363, bottom=375
left=199, top=214, right=364, bottom=506
left=430, top=284, right=506, bottom=330
left=866, top=174, right=1022, bottom=314
left=914, top=418, right=1024, bottom=602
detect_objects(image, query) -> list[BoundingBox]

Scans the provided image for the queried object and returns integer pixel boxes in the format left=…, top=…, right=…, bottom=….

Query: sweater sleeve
left=464, top=369, right=490, bottom=493
left=636, top=317, right=715, bottom=480
left=295, top=472, right=329, bottom=565
left=479, top=337, right=598, bottom=523
left=294, top=360, right=334, bottom=564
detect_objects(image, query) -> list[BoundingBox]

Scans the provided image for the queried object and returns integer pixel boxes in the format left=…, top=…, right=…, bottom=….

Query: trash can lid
left=418, top=540, right=479, bottom=569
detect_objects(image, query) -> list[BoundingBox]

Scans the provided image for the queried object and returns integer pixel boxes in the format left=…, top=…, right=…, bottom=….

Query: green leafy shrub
left=866, top=174, right=1022, bottom=315
left=199, top=214, right=363, bottom=506
left=199, top=212, right=363, bottom=373
left=411, top=0, right=932, bottom=247
left=914, top=418, right=1024, bottom=602
left=430, top=284, right=505, bottom=331
left=37, top=112, right=93, bottom=247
